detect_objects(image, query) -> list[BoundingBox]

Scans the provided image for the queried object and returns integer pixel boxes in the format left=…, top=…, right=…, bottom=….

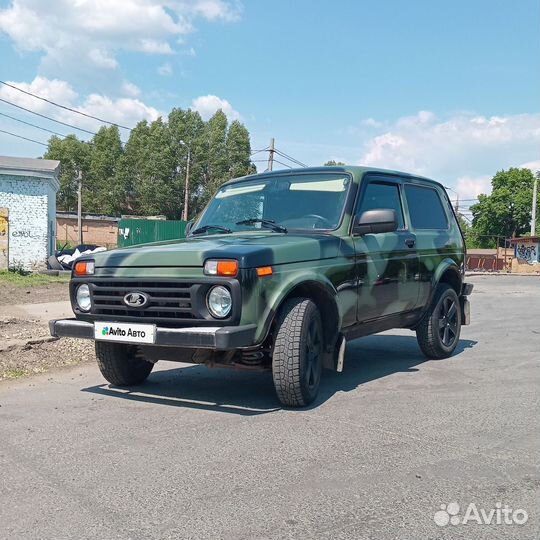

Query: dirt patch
left=0, top=282, right=70, bottom=306
left=0, top=318, right=93, bottom=381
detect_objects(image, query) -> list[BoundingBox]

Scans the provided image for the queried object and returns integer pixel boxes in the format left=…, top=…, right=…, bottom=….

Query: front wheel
left=272, top=298, right=324, bottom=407
left=95, top=342, right=154, bottom=386
left=416, top=284, right=462, bottom=359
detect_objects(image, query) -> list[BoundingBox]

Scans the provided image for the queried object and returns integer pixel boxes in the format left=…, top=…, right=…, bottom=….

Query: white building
left=0, top=156, right=60, bottom=271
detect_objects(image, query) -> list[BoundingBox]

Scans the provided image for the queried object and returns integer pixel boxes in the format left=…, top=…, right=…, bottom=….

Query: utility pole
left=77, top=169, right=83, bottom=245
left=267, top=137, right=275, bottom=171
left=531, top=173, right=538, bottom=236
left=455, top=192, right=459, bottom=215
left=182, top=148, right=191, bottom=221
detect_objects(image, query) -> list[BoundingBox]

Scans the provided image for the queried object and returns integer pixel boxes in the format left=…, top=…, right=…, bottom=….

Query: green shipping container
left=117, top=219, right=187, bottom=248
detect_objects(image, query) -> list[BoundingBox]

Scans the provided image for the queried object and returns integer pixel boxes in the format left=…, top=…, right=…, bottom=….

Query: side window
left=404, top=185, right=448, bottom=229
left=357, top=181, right=405, bottom=229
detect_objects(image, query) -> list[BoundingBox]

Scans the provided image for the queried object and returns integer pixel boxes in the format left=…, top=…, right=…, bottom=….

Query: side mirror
left=185, top=220, right=194, bottom=236
left=353, top=209, right=398, bottom=235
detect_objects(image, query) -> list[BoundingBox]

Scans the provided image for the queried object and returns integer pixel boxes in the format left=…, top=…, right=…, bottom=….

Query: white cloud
left=191, top=94, right=241, bottom=121
left=88, top=48, right=118, bottom=69
left=188, top=0, right=242, bottom=21
left=0, top=76, right=77, bottom=112
left=0, top=0, right=241, bottom=73
left=359, top=111, right=540, bottom=193
left=157, top=63, right=173, bottom=76
left=361, top=117, right=383, bottom=128
left=520, top=160, right=540, bottom=173
left=137, top=39, right=174, bottom=55
left=121, top=81, right=141, bottom=98
left=455, top=175, right=492, bottom=200
left=0, top=76, right=160, bottom=134
left=74, top=94, right=160, bottom=129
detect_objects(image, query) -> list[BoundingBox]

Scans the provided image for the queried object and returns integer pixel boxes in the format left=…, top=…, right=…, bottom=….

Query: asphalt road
left=1, top=275, right=539, bottom=540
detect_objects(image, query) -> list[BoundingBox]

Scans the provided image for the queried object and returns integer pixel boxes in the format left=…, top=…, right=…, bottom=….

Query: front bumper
left=49, top=319, right=257, bottom=350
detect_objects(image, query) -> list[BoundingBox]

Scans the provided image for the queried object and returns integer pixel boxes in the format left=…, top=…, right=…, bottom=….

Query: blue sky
left=0, top=0, right=538, bottom=205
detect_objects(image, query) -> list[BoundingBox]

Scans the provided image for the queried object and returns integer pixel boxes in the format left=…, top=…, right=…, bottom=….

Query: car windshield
left=193, top=173, right=351, bottom=234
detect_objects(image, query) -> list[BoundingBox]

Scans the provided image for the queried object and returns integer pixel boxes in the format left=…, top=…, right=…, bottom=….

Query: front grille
left=90, top=280, right=197, bottom=324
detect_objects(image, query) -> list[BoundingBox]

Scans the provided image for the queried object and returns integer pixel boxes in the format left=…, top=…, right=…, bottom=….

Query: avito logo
left=102, top=326, right=127, bottom=337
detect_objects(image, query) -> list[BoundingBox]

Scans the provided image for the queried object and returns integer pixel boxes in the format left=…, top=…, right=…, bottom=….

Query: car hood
left=93, top=233, right=342, bottom=269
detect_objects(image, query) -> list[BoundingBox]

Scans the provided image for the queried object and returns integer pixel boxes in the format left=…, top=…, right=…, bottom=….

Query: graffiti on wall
left=11, top=229, right=35, bottom=238
left=0, top=208, right=8, bottom=270
left=515, top=242, right=540, bottom=265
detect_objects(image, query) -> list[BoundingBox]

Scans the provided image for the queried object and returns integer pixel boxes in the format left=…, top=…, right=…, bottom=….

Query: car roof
left=222, top=165, right=446, bottom=190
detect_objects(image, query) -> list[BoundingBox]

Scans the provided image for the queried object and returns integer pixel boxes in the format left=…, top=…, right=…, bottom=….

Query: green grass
left=0, top=270, right=70, bottom=288
left=1, top=368, right=27, bottom=380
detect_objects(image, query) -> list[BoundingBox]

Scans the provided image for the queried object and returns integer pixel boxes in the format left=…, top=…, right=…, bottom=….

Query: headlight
left=76, top=284, right=91, bottom=312
left=206, top=285, right=232, bottom=318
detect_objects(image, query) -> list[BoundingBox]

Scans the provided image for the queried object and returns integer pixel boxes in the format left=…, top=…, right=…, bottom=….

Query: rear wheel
left=272, top=298, right=323, bottom=407
left=95, top=342, right=154, bottom=386
left=416, top=283, right=461, bottom=359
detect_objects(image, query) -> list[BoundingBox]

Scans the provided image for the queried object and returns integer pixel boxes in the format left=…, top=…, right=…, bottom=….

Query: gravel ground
left=0, top=282, right=69, bottom=306
left=0, top=317, right=93, bottom=380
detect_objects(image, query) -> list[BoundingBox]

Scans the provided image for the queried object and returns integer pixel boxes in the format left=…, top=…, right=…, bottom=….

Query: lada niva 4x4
left=50, top=166, right=472, bottom=407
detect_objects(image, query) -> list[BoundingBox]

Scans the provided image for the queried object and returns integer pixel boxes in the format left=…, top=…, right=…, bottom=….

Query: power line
left=0, top=97, right=128, bottom=144
left=273, top=159, right=293, bottom=169
left=251, top=143, right=309, bottom=168
left=0, top=79, right=132, bottom=130
left=0, top=111, right=67, bottom=138
left=273, top=148, right=308, bottom=168
left=0, top=97, right=97, bottom=136
left=252, top=158, right=293, bottom=169
left=0, top=127, right=48, bottom=147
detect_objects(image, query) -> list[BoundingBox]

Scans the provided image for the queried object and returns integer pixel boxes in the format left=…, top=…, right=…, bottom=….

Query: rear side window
left=404, top=185, right=448, bottom=229
left=357, top=182, right=405, bottom=229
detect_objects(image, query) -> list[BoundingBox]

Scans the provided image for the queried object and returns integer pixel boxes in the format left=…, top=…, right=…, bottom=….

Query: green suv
left=50, top=166, right=472, bottom=407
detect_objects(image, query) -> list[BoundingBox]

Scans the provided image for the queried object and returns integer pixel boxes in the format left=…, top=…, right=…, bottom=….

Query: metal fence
left=117, top=219, right=187, bottom=248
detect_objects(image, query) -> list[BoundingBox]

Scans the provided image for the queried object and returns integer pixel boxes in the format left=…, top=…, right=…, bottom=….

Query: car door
left=353, top=176, right=420, bottom=322
left=402, top=181, right=459, bottom=307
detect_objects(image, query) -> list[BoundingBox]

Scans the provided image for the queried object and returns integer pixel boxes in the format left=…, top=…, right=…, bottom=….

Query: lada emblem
left=123, top=291, right=149, bottom=308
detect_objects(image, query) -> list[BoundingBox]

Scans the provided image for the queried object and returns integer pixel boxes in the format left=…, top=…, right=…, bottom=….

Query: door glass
left=404, top=185, right=448, bottom=229
left=357, top=182, right=405, bottom=229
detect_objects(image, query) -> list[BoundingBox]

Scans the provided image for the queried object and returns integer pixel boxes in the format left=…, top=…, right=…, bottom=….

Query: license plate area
left=94, top=321, right=156, bottom=344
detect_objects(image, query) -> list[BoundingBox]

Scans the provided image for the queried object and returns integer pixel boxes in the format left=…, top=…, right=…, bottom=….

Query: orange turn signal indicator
left=256, top=266, right=273, bottom=277
left=73, top=260, right=95, bottom=276
left=204, top=259, right=239, bottom=277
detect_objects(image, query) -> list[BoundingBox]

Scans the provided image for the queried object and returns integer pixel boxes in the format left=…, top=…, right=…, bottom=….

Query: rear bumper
left=49, top=319, right=257, bottom=350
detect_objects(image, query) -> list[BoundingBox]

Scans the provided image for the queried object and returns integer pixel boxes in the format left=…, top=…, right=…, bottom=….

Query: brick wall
left=56, top=216, right=118, bottom=248
left=0, top=174, right=54, bottom=270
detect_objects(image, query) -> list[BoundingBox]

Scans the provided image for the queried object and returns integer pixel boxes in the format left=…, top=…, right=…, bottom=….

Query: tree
left=470, top=168, right=540, bottom=247
left=201, top=110, right=229, bottom=199
left=456, top=214, right=481, bottom=248
left=44, top=135, right=92, bottom=212
left=168, top=108, right=206, bottom=218
left=226, top=120, right=251, bottom=179
left=43, top=106, right=256, bottom=219
left=324, top=160, right=345, bottom=166
left=85, top=126, right=123, bottom=215
left=136, top=117, right=177, bottom=218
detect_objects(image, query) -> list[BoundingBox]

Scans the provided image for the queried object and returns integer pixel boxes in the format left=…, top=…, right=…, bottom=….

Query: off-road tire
left=272, top=298, right=324, bottom=407
left=95, top=342, right=154, bottom=386
left=416, top=283, right=461, bottom=359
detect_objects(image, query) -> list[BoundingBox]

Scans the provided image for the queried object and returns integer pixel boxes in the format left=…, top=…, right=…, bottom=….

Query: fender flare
left=427, top=259, right=463, bottom=307
left=254, top=272, right=341, bottom=346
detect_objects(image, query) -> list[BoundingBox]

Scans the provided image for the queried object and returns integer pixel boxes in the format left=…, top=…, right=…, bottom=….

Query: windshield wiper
left=236, top=218, right=288, bottom=233
left=191, top=224, right=232, bottom=236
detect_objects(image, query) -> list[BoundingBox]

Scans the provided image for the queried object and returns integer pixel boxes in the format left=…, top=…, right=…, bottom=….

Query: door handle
left=405, top=238, right=416, bottom=248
